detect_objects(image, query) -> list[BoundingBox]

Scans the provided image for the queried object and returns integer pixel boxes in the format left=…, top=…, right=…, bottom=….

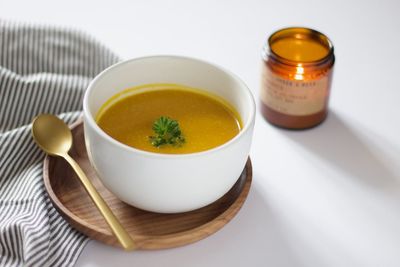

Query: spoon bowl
left=32, top=114, right=73, bottom=156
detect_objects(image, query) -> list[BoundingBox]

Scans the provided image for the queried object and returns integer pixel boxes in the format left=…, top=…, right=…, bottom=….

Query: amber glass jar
left=260, top=27, right=335, bottom=129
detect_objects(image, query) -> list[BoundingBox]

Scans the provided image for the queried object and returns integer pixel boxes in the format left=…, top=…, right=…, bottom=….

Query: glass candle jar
left=260, top=27, right=335, bottom=129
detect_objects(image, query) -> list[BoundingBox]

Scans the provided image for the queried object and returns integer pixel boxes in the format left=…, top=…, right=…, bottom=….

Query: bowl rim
left=83, top=55, right=255, bottom=159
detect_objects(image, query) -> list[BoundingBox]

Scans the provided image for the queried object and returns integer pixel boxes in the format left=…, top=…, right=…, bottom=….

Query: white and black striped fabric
left=0, top=20, right=120, bottom=266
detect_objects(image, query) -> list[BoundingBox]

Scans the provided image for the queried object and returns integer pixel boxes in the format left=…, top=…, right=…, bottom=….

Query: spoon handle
left=63, top=153, right=136, bottom=251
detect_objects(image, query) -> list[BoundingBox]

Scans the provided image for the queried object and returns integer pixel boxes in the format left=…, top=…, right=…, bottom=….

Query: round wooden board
left=43, top=119, right=252, bottom=250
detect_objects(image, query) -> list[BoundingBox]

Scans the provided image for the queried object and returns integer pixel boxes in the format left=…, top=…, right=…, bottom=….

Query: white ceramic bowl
left=83, top=56, right=255, bottom=213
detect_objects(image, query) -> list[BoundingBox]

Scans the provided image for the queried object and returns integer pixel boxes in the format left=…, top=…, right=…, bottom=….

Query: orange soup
left=96, top=84, right=241, bottom=154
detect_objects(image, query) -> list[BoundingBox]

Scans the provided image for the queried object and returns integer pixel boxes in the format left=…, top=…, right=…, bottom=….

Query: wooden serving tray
left=43, top=120, right=252, bottom=250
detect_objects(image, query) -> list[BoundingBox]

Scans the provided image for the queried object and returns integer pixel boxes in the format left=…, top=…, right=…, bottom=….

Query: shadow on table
left=75, top=185, right=311, bottom=267
left=279, top=111, right=400, bottom=190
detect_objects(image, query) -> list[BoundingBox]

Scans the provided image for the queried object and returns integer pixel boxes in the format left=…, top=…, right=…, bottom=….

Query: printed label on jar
left=261, top=68, right=329, bottom=116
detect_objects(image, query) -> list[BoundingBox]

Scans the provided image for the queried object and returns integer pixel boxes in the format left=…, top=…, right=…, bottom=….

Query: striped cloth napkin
left=0, top=20, right=120, bottom=266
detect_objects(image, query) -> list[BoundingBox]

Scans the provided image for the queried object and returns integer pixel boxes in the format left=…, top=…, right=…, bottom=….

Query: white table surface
left=2, top=0, right=400, bottom=266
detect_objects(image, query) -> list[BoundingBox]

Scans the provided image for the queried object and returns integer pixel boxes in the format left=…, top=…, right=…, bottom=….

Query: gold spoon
left=32, top=114, right=135, bottom=251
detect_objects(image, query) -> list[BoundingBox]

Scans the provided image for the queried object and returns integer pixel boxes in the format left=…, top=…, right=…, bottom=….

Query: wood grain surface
left=43, top=120, right=252, bottom=250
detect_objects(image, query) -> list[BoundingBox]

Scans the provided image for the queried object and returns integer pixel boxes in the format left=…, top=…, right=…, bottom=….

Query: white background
left=2, top=0, right=400, bottom=266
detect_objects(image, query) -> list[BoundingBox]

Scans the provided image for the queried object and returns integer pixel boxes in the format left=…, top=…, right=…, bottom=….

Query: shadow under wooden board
left=43, top=119, right=252, bottom=250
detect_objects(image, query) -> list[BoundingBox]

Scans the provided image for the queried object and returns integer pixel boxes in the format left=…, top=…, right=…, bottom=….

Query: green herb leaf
left=149, top=116, right=185, bottom=148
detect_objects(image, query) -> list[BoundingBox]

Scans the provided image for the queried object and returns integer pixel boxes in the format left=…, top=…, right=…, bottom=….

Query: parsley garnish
left=149, top=116, right=185, bottom=148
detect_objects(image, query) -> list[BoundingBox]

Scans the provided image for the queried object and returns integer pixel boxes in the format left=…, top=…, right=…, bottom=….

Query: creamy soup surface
left=96, top=84, right=241, bottom=154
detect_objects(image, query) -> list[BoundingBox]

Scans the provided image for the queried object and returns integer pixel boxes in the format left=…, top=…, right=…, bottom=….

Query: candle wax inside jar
left=271, top=37, right=330, bottom=62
